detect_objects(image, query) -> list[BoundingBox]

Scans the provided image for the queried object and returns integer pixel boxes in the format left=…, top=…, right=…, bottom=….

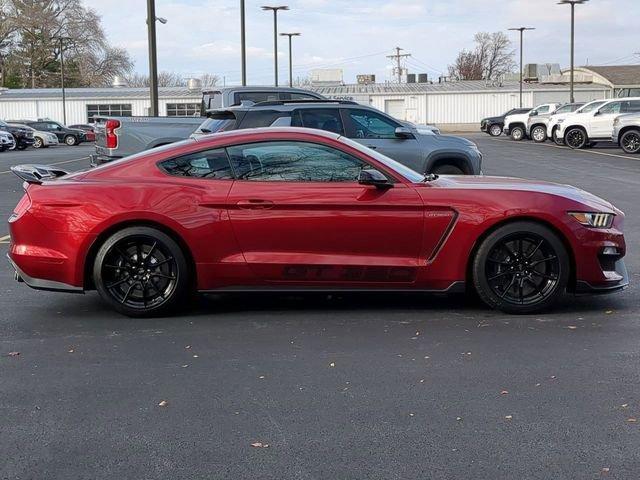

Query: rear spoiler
left=11, top=164, right=69, bottom=184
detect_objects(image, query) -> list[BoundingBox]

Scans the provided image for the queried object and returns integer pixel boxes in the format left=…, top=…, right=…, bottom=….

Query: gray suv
left=194, top=100, right=483, bottom=175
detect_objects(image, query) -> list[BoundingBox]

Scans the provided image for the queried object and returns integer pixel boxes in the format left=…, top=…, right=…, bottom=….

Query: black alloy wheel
left=473, top=221, right=569, bottom=313
left=565, top=128, right=588, bottom=149
left=620, top=130, right=640, bottom=154
left=93, top=226, right=189, bottom=317
left=552, top=128, right=565, bottom=145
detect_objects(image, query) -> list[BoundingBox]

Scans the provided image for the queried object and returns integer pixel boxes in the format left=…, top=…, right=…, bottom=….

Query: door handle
left=236, top=199, right=275, bottom=210
left=365, top=145, right=378, bottom=150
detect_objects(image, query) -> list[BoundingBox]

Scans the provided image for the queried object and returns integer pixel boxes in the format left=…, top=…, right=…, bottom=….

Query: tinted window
left=535, top=106, right=550, bottom=114
left=227, top=141, right=365, bottom=182
left=623, top=100, right=640, bottom=113
left=239, top=110, right=288, bottom=129
left=345, top=109, right=399, bottom=139
left=234, top=92, right=279, bottom=104
left=288, top=93, right=321, bottom=100
left=160, top=149, right=234, bottom=179
left=555, top=104, right=580, bottom=114
left=598, top=102, right=622, bottom=115
left=198, top=115, right=236, bottom=134
left=292, top=108, right=344, bottom=135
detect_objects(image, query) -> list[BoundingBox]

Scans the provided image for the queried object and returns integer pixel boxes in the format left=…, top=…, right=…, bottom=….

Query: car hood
left=429, top=134, right=477, bottom=148
left=433, top=175, right=616, bottom=212
left=481, top=115, right=504, bottom=123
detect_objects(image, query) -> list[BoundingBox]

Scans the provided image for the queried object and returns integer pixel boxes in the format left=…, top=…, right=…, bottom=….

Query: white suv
left=557, top=97, right=640, bottom=149
left=504, top=104, right=560, bottom=141
left=547, top=100, right=607, bottom=145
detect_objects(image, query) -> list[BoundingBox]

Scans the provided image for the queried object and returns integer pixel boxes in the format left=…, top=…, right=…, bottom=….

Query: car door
left=590, top=101, right=622, bottom=138
left=340, top=108, right=420, bottom=165
left=225, top=139, right=425, bottom=286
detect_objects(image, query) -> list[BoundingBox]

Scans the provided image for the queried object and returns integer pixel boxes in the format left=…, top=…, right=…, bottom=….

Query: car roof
left=209, top=101, right=371, bottom=115
left=193, top=126, right=342, bottom=144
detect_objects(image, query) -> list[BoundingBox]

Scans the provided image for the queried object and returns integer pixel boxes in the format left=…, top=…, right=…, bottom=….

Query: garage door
left=385, top=99, right=405, bottom=120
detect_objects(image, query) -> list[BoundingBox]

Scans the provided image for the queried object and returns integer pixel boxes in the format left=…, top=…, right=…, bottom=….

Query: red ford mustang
left=7, top=128, right=628, bottom=317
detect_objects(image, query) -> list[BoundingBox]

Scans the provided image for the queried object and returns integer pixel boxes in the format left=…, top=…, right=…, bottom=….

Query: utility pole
left=146, top=0, right=159, bottom=116
left=262, top=5, right=289, bottom=87
left=508, top=27, right=535, bottom=108
left=53, top=36, right=72, bottom=125
left=280, top=32, right=300, bottom=87
left=387, top=47, right=411, bottom=83
left=240, top=0, right=247, bottom=86
left=558, top=0, right=589, bottom=103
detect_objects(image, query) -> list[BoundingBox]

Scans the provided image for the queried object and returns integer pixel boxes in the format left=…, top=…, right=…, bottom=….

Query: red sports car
left=7, top=128, right=628, bottom=317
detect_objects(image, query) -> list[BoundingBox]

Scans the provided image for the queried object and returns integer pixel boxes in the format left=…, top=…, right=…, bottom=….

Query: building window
left=166, top=103, right=201, bottom=117
left=87, top=104, right=133, bottom=123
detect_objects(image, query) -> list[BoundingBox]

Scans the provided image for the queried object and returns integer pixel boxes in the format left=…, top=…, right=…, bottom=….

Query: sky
left=87, top=0, right=640, bottom=86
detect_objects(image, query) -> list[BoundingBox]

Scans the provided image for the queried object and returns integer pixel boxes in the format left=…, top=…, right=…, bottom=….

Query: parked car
left=556, top=98, right=640, bottom=149
left=7, top=128, right=627, bottom=317
left=547, top=100, right=608, bottom=145
left=0, top=120, right=35, bottom=150
left=191, top=100, right=482, bottom=175
left=504, top=104, right=560, bottom=141
left=612, top=113, right=640, bottom=154
left=69, top=124, right=96, bottom=142
left=8, top=123, right=59, bottom=149
left=10, top=120, right=86, bottom=146
left=480, top=108, right=531, bottom=137
left=0, top=129, right=15, bottom=151
left=91, top=86, right=327, bottom=166
left=526, top=103, right=585, bottom=143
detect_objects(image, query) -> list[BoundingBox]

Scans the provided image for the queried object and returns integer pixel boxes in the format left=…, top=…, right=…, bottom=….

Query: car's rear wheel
left=432, top=164, right=464, bottom=175
left=531, top=126, right=547, bottom=143
left=565, top=127, right=588, bottom=149
left=472, top=221, right=570, bottom=314
left=552, top=128, right=564, bottom=145
left=64, top=135, right=78, bottom=146
left=620, top=130, right=640, bottom=154
left=93, top=226, right=190, bottom=317
left=510, top=126, right=525, bottom=141
left=33, top=137, right=43, bottom=149
left=489, top=124, right=503, bottom=137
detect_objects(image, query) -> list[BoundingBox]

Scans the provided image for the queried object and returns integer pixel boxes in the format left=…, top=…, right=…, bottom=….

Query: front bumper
left=575, top=259, right=629, bottom=294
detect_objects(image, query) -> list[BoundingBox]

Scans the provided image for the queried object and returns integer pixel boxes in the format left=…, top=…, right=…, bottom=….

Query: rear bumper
left=7, top=253, right=83, bottom=293
left=90, top=153, right=121, bottom=167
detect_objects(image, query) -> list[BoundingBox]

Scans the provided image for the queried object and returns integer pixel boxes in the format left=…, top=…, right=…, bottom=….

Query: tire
left=531, top=126, right=547, bottom=143
left=472, top=221, right=570, bottom=314
left=510, top=126, right=525, bottom=141
left=489, top=124, right=503, bottom=137
left=432, top=164, right=464, bottom=175
left=33, top=137, right=43, bottom=149
left=16, top=144, right=27, bottom=150
left=620, top=129, right=640, bottom=154
left=93, top=226, right=190, bottom=317
left=565, top=127, right=588, bottom=149
left=552, top=128, right=565, bottom=145
left=64, top=135, right=78, bottom=146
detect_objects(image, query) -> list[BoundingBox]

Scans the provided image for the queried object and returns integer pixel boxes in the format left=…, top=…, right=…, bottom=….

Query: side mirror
left=594, top=110, right=601, bottom=116
left=358, top=168, right=393, bottom=188
left=394, top=126, right=414, bottom=139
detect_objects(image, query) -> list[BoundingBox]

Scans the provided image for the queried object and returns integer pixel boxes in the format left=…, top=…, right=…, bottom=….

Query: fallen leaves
left=605, top=310, right=614, bottom=315
left=158, top=400, right=168, bottom=407
left=456, top=417, right=463, bottom=422
left=567, top=325, right=578, bottom=330
left=329, top=362, right=335, bottom=368
left=7, top=351, right=20, bottom=357
left=504, top=415, right=513, bottom=420
left=251, top=442, right=269, bottom=448
left=627, top=418, right=637, bottom=423
left=621, top=404, right=629, bottom=408
left=500, top=390, right=509, bottom=395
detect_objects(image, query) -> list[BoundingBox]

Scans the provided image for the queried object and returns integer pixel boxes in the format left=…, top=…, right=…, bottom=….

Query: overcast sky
left=87, top=0, right=640, bottom=85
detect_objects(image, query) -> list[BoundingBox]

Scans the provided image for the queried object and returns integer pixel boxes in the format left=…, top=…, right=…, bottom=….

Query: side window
left=291, top=108, right=344, bottom=135
left=234, top=92, right=279, bottom=104
left=160, top=149, right=234, bottom=179
left=288, top=93, right=320, bottom=100
left=623, top=100, right=640, bottom=113
left=239, top=110, right=287, bottom=129
left=598, top=102, right=622, bottom=115
left=535, top=106, right=550, bottom=114
left=226, top=141, right=366, bottom=182
left=345, top=109, right=399, bottom=139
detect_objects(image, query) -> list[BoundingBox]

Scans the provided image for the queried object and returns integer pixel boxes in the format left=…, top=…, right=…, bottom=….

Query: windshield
left=577, top=101, right=606, bottom=114
left=337, top=135, right=425, bottom=183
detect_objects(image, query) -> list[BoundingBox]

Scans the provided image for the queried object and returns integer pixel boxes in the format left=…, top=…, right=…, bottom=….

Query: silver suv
left=612, top=113, right=640, bottom=154
left=193, top=100, right=483, bottom=175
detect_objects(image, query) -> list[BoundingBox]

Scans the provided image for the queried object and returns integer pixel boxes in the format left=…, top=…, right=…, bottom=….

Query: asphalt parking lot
left=1, top=137, right=639, bottom=479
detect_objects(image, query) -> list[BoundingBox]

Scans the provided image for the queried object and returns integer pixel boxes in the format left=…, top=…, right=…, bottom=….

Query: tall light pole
left=558, top=0, right=589, bottom=103
left=53, top=36, right=72, bottom=125
left=280, top=32, right=300, bottom=87
left=146, top=0, right=167, bottom=116
left=261, top=5, right=289, bottom=86
left=240, top=0, right=247, bottom=86
left=508, top=27, right=535, bottom=108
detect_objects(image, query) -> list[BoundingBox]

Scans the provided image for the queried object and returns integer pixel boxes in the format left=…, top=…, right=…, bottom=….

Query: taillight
left=105, top=119, right=120, bottom=149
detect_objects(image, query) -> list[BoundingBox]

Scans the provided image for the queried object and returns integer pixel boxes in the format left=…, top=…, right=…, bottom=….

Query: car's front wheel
left=620, top=129, right=640, bottom=154
left=93, top=226, right=190, bottom=317
left=472, top=221, right=570, bottom=314
left=489, top=124, right=503, bottom=137
left=432, top=164, right=464, bottom=175
left=565, top=127, right=588, bottom=149
left=64, top=135, right=78, bottom=146
left=531, top=126, right=547, bottom=143
left=33, top=137, right=43, bottom=149
left=510, top=126, right=525, bottom=141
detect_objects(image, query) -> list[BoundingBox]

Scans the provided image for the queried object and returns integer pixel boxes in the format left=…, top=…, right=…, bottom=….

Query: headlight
left=568, top=212, right=615, bottom=228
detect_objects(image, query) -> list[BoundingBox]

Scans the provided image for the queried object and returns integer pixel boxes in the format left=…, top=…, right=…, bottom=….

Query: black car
left=0, top=120, right=35, bottom=150
left=11, top=120, right=86, bottom=146
left=480, top=108, right=531, bottom=137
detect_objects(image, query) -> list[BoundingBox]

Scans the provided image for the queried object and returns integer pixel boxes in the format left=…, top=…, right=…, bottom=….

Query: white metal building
left=0, top=80, right=611, bottom=130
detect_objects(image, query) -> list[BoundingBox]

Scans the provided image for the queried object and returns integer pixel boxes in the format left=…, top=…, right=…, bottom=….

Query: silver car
left=526, top=103, right=584, bottom=143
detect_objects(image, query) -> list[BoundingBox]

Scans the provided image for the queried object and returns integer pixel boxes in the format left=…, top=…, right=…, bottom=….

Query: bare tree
left=125, top=72, right=219, bottom=88
left=448, top=31, right=516, bottom=81
left=198, top=73, right=219, bottom=88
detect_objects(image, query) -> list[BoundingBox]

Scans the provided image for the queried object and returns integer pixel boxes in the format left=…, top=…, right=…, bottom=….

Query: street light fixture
left=261, top=5, right=289, bottom=86
left=146, top=0, right=168, bottom=116
left=52, top=36, right=72, bottom=125
left=280, top=32, right=301, bottom=87
left=508, top=27, right=536, bottom=108
left=558, top=0, right=589, bottom=103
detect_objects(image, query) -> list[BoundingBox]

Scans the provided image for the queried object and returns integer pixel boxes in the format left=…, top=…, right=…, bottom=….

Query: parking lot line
left=0, top=156, right=90, bottom=175
left=490, top=138, right=640, bottom=161
left=0, top=235, right=10, bottom=244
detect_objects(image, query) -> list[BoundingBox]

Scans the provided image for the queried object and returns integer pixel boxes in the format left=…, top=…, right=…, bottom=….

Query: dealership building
left=1, top=65, right=637, bottom=130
